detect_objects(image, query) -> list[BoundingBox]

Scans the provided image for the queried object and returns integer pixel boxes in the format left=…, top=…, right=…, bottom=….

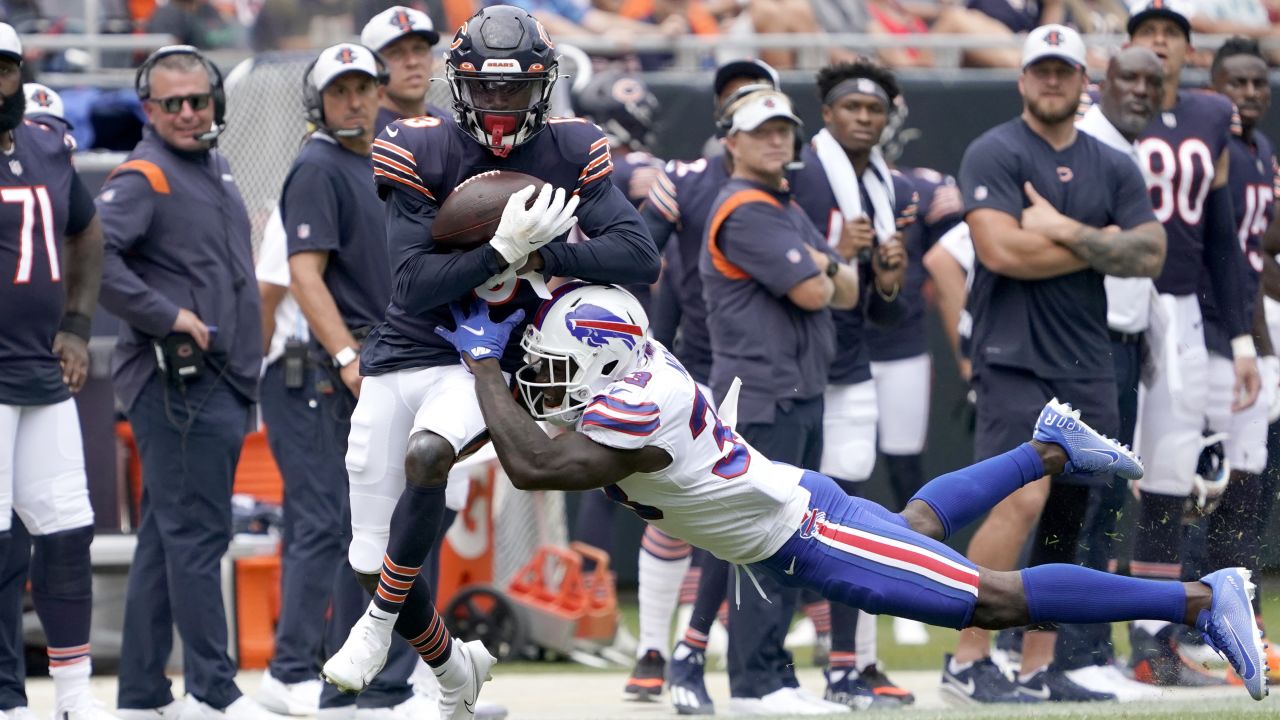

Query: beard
left=0, top=87, right=24, bottom=132
left=1026, top=95, right=1077, bottom=126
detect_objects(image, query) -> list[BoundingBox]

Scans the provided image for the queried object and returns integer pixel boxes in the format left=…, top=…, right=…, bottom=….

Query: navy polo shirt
left=282, top=132, right=390, bottom=332
left=959, top=117, right=1155, bottom=380
left=699, top=177, right=837, bottom=424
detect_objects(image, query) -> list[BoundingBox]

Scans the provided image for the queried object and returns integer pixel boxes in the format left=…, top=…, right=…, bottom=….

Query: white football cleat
left=436, top=640, right=497, bottom=720
left=178, top=697, right=289, bottom=720
left=352, top=692, right=439, bottom=720
left=321, top=608, right=397, bottom=694
left=114, top=701, right=183, bottom=720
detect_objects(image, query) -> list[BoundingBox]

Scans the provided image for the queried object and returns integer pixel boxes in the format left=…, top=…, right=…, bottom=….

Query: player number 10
left=5, top=186, right=59, bottom=285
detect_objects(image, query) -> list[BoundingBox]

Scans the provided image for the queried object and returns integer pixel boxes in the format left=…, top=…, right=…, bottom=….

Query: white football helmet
left=518, top=282, right=650, bottom=426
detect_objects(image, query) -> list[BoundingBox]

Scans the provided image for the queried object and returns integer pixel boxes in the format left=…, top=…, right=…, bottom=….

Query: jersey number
left=1238, top=184, right=1271, bottom=273
left=6, top=186, right=59, bottom=285
left=1138, top=138, right=1214, bottom=225
left=689, top=388, right=751, bottom=479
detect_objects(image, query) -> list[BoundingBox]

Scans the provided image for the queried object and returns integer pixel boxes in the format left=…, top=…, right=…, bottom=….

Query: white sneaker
left=473, top=704, right=507, bottom=720
left=354, top=693, right=439, bottom=720
left=788, top=687, right=852, bottom=714
left=1065, top=664, right=1166, bottom=703
left=322, top=607, right=397, bottom=694
left=180, top=696, right=290, bottom=720
left=314, top=707, right=355, bottom=720
left=255, top=674, right=320, bottom=717
left=411, top=661, right=442, bottom=708
left=54, top=704, right=120, bottom=720
left=7, top=708, right=38, bottom=720
left=436, top=640, right=497, bottom=720
left=892, top=617, right=929, bottom=646
left=727, top=688, right=832, bottom=716
left=115, top=701, right=182, bottom=720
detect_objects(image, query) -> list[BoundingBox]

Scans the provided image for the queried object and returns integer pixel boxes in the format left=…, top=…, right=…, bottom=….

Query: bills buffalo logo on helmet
left=566, top=305, right=642, bottom=350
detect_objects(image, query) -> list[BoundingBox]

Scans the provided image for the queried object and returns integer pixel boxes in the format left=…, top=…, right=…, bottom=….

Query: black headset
left=301, top=46, right=389, bottom=133
left=135, top=44, right=226, bottom=142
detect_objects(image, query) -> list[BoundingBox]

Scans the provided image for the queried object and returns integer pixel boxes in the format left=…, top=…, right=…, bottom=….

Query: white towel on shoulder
left=812, top=128, right=896, bottom=244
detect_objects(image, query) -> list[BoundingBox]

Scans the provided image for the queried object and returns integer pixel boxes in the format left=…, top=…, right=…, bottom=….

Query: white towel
left=812, top=128, right=896, bottom=245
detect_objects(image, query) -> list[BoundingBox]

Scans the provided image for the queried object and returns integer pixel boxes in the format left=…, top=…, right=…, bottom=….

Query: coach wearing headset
left=97, top=46, right=273, bottom=720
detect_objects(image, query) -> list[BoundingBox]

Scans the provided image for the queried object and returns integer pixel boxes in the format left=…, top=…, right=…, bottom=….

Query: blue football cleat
left=1197, top=567, right=1268, bottom=701
left=668, top=641, right=713, bottom=715
left=1033, top=398, right=1144, bottom=479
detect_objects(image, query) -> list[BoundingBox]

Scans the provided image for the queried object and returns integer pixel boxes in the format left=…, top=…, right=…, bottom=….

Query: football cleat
left=1196, top=568, right=1267, bottom=700
left=623, top=649, right=666, bottom=701
left=859, top=663, right=916, bottom=704
left=668, top=641, right=713, bottom=715
left=1033, top=398, right=1143, bottom=479
left=436, top=639, right=497, bottom=720
left=1129, top=623, right=1228, bottom=688
left=256, top=673, right=321, bottom=716
left=1016, top=664, right=1115, bottom=702
left=823, top=667, right=895, bottom=710
left=940, top=654, right=1038, bottom=704
left=1064, top=663, right=1164, bottom=702
left=321, top=608, right=395, bottom=694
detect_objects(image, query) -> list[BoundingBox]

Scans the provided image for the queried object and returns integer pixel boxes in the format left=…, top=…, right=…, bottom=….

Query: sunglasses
left=147, top=93, right=212, bottom=113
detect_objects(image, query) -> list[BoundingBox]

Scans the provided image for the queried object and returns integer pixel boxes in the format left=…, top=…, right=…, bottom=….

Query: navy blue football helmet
left=445, top=5, right=559, bottom=156
left=572, top=71, right=658, bottom=153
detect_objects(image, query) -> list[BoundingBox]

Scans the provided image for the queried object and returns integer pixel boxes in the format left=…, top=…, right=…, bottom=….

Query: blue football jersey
left=1137, top=90, right=1235, bottom=296
left=789, top=145, right=918, bottom=385
left=0, top=120, right=95, bottom=406
left=363, top=116, right=657, bottom=375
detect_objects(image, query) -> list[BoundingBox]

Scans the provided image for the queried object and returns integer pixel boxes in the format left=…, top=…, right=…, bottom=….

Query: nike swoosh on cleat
left=1222, top=615, right=1258, bottom=680
left=461, top=325, right=486, bottom=336
left=945, top=676, right=976, bottom=696
left=1018, top=685, right=1052, bottom=700
left=463, top=699, right=475, bottom=715
left=785, top=557, right=797, bottom=575
left=1083, top=447, right=1120, bottom=465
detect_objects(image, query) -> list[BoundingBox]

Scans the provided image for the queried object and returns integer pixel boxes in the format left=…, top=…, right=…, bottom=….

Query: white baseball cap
left=1022, top=24, right=1087, bottom=69
left=0, top=23, right=20, bottom=64
left=727, top=90, right=802, bottom=135
left=24, top=83, right=63, bottom=119
left=361, top=6, right=439, bottom=53
left=310, top=43, right=382, bottom=93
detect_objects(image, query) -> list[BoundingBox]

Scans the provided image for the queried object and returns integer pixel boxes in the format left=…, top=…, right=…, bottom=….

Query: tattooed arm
left=1056, top=221, right=1167, bottom=278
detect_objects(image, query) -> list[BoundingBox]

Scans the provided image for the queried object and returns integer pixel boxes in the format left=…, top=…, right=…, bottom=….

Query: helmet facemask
left=448, top=63, right=557, bottom=156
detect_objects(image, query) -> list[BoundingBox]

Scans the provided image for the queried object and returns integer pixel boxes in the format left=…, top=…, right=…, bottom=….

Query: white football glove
left=488, top=183, right=580, bottom=265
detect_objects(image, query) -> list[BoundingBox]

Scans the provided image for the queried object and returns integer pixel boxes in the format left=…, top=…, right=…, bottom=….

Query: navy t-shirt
left=0, top=120, right=96, bottom=406
left=641, top=154, right=731, bottom=385
left=866, top=166, right=963, bottom=362
left=1137, top=91, right=1234, bottom=296
left=960, top=117, right=1155, bottom=380
left=282, top=133, right=391, bottom=332
left=362, top=116, right=659, bottom=375
left=790, top=145, right=916, bottom=385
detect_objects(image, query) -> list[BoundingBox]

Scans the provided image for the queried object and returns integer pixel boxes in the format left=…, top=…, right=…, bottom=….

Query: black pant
left=727, top=395, right=823, bottom=699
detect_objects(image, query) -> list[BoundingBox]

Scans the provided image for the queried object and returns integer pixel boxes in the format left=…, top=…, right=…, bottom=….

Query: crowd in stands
left=1, top=0, right=1278, bottom=72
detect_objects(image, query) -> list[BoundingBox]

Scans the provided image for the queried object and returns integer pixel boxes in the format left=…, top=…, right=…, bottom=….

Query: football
left=432, top=170, right=543, bottom=250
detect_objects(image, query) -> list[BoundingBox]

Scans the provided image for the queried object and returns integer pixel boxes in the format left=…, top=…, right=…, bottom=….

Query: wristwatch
left=825, top=257, right=841, bottom=278
left=334, top=346, right=358, bottom=368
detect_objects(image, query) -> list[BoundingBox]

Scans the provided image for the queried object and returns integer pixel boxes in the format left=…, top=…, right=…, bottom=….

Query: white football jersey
left=577, top=342, right=811, bottom=564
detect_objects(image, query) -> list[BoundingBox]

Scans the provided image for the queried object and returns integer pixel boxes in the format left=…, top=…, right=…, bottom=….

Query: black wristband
left=59, top=312, right=92, bottom=342
left=825, top=257, right=841, bottom=278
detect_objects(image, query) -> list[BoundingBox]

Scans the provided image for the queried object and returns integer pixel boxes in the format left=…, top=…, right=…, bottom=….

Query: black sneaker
left=1017, top=665, right=1116, bottom=702
left=940, top=653, right=1038, bottom=704
left=824, top=667, right=899, bottom=710
left=859, top=663, right=916, bottom=705
left=1129, top=623, right=1228, bottom=687
left=624, top=649, right=665, bottom=701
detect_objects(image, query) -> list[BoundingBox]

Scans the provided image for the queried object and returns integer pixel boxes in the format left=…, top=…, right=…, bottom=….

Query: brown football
left=432, top=170, right=543, bottom=250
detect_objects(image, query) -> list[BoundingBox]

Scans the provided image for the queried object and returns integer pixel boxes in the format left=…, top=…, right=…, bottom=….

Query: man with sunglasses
left=97, top=47, right=279, bottom=720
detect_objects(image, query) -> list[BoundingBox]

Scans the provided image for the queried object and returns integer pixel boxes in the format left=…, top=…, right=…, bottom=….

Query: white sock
left=855, top=611, right=877, bottom=671
left=637, top=540, right=691, bottom=659
left=1133, top=619, right=1170, bottom=636
left=51, top=657, right=91, bottom=711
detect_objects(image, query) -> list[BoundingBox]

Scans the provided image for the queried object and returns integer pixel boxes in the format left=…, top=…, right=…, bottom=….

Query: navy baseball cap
left=713, top=59, right=780, bottom=97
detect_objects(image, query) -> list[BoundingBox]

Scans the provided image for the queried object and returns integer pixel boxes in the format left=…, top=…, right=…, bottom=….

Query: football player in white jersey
left=433, top=282, right=1270, bottom=708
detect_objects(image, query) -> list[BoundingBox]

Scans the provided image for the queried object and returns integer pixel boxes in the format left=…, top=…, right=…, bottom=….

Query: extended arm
left=924, top=239, right=972, bottom=379
left=467, top=358, right=670, bottom=491
left=258, top=281, right=286, bottom=354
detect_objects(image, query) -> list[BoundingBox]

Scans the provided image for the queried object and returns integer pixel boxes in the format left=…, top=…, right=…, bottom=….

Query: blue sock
left=909, top=443, right=1043, bottom=539
left=1021, top=564, right=1186, bottom=625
